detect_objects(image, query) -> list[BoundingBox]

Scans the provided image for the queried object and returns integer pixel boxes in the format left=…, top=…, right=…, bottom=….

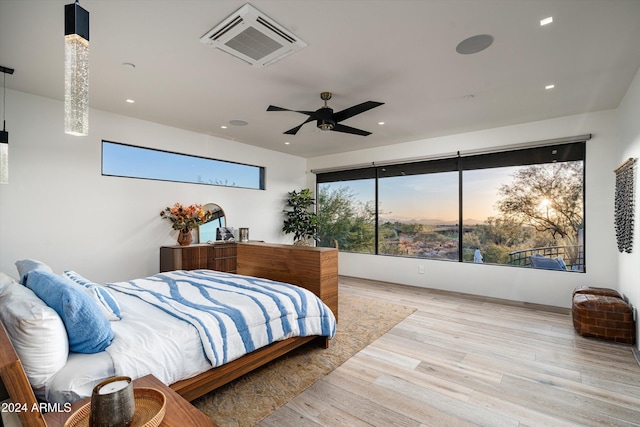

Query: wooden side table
left=43, top=375, right=216, bottom=427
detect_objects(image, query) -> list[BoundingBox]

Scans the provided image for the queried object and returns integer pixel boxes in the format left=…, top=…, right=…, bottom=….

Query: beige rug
left=192, top=293, right=416, bottom=427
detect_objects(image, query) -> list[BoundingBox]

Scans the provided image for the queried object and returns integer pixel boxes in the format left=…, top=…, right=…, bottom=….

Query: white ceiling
left=1, top=0, right=640, bottom=158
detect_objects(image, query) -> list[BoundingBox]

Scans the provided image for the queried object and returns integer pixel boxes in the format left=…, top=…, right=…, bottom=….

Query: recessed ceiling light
left=220, top=125, right=227, bottom=129
left=125, top=99, right=135, bottom=103
left=284, top=141, right=290, bottom=145
left=545, top=84, right=555, bottom=90
left=229, top=120, right=248, bottom=126
left=540, top=16, right=553, bottom=26
left=378, top=121, right=385, bottom=125
left=456, top=34, right=494, bottom=55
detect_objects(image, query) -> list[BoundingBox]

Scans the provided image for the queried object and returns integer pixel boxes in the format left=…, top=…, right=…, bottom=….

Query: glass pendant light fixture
left=64, top=0, right=90, bottom=136
left=0, top=65, right=13, bottom=184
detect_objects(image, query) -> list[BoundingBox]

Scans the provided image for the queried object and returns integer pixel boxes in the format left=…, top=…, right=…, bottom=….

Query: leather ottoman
left=572, top=291, right=635, bottom=345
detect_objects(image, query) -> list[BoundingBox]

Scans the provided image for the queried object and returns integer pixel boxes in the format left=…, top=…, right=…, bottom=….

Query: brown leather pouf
left=572, top=286, right=622, bottom=299
left=572, top=293, right=635, bottom=344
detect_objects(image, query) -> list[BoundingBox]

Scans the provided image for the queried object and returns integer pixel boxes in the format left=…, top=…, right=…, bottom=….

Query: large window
left=102, top=141, right=265, bottom=190
left=317, top=171, right=376, bottom=254
left=317, top=142, right=586, bottom=272
left=378, top=159, right=459, bottom=260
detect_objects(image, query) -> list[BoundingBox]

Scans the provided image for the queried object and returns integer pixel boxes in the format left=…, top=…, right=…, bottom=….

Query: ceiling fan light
left=318, top=121, right=334, bottom=131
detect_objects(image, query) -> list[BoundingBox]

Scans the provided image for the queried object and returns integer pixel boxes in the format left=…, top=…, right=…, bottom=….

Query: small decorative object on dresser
left=216, top=226, right=235, bottom=241
left=239, top=227, right=249, bottom=242
left=160, top=203, right=214, bottom=246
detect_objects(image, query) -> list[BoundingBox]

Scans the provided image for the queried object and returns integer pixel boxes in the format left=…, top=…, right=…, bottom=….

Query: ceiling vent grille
left=200, top=3, right=307, bottom=68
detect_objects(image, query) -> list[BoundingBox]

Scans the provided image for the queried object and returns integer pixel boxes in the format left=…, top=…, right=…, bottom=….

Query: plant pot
left=177, top=229, right=193, bottom=246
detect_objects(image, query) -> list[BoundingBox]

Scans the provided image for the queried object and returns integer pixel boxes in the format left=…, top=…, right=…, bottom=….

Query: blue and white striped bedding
left=107, top=270, right=336, bottom=368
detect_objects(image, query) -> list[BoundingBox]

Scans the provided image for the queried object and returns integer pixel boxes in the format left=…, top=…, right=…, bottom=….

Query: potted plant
left=282, top=188, right=319, bottom=246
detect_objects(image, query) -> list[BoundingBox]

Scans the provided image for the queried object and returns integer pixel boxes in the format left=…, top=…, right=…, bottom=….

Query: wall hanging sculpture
left=614, top=157, right=636, bottom=253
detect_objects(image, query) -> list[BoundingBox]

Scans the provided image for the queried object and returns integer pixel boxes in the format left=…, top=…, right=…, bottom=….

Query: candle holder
left=90, top=376, right=135, bottom=427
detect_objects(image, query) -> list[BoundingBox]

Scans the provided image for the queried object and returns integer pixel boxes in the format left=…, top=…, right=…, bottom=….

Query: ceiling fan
left=267, top=92, right=384, bottom=136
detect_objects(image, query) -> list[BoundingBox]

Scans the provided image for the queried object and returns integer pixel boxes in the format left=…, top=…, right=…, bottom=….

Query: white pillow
left=0, top=273, right=69, bottom=392
left=0, top=272, right=18, bottom=289
left=14, top=259, right=53, bottom=284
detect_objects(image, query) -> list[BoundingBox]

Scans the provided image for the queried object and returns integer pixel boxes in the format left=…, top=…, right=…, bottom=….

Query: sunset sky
left=322, top=166, right=522, bottom=223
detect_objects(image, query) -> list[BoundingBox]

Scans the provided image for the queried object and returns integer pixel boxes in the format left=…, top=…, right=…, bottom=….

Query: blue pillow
left=25, top=270, right=114, bottom=354
left=529, top=254, right=566, bottom=271
left=63, top=271, right=122, bottom=321
left=15, top=259, right=53, bottom=284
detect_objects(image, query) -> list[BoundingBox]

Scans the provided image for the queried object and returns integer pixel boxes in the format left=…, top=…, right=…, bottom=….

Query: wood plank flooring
left=259, top=276, right=640, bottom=426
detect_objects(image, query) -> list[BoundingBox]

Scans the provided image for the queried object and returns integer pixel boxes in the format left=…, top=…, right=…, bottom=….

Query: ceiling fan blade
left=267, top=105, right=289, bottom=112
left=284, top=117, right=315, bottom=135
left=333, top=101, right=384, bottom=123
left=267, top=105, right=317, bottom=116
left=332, top=123, right=372, bottom=136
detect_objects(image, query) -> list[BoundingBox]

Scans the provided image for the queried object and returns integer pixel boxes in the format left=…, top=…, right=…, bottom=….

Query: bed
left=0, top=243, right=338, bottom=427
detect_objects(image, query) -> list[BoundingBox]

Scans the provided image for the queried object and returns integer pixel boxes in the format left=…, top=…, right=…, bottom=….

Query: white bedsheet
left=46, top=270, right=336, bottom=404
left=108, top=270, right=336, bottom=368
left=46, top=290, right=210, bottom=404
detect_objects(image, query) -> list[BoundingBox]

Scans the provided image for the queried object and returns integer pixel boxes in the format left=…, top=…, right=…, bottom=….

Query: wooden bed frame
left=172, top=242, right=338, bottom=401
left=0, top=242, right=338, bottom=425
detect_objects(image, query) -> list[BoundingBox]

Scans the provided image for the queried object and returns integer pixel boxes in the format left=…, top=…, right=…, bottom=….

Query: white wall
left=307, top=110, right=620, bottom=308
left=617, top=66, right=640, bottom=348
left=0, top=90, right=306, bottom=283
left=1, top=87, right=628, bottom=312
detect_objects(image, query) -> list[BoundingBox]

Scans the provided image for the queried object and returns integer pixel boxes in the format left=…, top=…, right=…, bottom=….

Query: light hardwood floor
left=260, top=276, right=640, bottom=426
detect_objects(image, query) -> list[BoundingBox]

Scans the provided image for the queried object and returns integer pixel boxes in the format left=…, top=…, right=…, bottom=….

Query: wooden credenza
left=160, top=242, right=237, bottom=273
left=237, top=242, right=339, bottom=321
left=159, top=242, right=338, bottom=320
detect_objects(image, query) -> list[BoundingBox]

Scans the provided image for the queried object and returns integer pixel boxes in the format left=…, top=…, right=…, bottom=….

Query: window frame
left=101, top=140, right=266, bottom=190
left=316, top=141, right=586, bottom=271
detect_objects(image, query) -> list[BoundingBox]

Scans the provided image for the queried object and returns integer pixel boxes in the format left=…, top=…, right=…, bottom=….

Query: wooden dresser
left=159, top=242, right=338, bottom=320
left=160, top=242, right=237, bottom=273
left=237, top=242, right=339, bottom=321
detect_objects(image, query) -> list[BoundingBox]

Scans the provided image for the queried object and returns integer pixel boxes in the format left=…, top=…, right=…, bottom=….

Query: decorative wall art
left=614, top=157, right=636, bottom=253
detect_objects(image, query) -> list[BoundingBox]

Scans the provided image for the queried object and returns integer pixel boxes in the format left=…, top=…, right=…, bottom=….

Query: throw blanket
left=108, top=270, right=336, bottom=367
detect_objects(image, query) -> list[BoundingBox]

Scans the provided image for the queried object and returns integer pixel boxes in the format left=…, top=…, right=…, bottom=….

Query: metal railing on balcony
left=508, top=245, right=584, bottom=271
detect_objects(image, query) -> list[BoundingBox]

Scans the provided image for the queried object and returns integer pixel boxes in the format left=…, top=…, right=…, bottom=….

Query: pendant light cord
left=2, top=71, right=5, bottom=132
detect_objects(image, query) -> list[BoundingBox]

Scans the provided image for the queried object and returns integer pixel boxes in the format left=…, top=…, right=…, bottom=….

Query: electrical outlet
left=418, top=265, right=425, bottom=274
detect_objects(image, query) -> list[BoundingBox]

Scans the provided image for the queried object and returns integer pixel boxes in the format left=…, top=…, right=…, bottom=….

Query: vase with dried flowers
left=160, top=203, right=213, bottom=246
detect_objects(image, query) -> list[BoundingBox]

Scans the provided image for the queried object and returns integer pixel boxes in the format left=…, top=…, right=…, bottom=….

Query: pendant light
left=0, top=65, right=13, bottom=185
left=64, top=0, right=90, bottom=136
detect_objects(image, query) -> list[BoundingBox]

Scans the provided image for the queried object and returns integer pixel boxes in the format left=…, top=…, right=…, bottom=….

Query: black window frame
left=101, top=140, right=266, bottom=190
left=316, top=141, right=586, bottom=271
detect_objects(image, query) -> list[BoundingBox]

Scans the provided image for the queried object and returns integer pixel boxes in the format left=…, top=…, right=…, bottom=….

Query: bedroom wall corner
left=617, top=65, right=640, bottom=350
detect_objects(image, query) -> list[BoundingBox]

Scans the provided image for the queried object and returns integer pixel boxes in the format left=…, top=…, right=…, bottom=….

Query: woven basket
left=64, top=388, right=166, bottom=427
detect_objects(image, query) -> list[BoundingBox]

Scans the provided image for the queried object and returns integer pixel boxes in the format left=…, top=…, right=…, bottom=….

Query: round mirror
left=198, top=203, right=226, bottom=243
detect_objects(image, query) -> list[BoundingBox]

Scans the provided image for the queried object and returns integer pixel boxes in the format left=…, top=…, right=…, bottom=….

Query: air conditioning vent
left=200, top=3, right=307, bottom=68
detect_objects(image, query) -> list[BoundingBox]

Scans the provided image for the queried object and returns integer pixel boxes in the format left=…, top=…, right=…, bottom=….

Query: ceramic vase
left=177, top=229, right=193, bottom=246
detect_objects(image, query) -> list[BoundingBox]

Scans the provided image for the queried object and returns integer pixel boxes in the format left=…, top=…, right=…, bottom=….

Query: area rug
left=192, top=293, right=416, bottom=427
